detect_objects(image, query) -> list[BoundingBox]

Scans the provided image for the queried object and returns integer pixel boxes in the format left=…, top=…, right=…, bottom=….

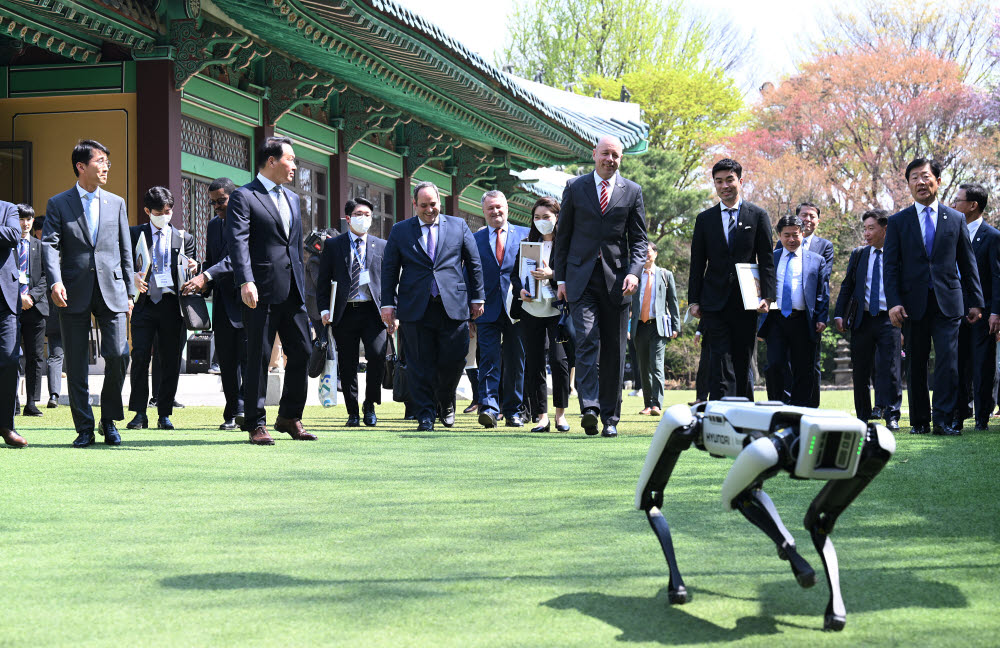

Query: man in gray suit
left=41, top=139, right=136, bottom=447
left=554, top=135, right=648, bottom=437
left=629, top=242, right=680, bottom=416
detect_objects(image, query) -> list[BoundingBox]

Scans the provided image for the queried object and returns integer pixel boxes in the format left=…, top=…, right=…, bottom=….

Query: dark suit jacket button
left=286, top=263, right=292, bottom=269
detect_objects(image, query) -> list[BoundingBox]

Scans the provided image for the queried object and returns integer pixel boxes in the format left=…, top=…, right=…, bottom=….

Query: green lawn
left=3, top=391, right=998, bottom=647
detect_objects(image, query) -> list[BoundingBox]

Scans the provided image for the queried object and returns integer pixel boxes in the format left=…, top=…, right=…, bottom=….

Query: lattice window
left=292, top=160, right=327, bottom=233
left=459, top=209, right=486, bottom=232
left=181, top=175, right=212, bottom=262
left=180, top=117, right=250, bottom=170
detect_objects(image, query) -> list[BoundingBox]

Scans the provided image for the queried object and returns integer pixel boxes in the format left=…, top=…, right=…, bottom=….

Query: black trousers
left=214, top=307, right=246, bottom=420
left=401, top=299, right=468, bottom=422
left=241, top=289, right=311, bottom=430
left=903, top=292, right=962, bottom=427
left=45, top=326, right=63, bottom=399
left=520, top=311, right=570, bottom=419
left=764, top=312, right=816, bottom=406
left=850, top=311, right=902, bottom=421
left=19, top=306, right=46, bottom=403
left=702, top=290, right=758, bottom=401
left=957, top=317, right=997, bottom=426
left=129, top=295, right=184, bottom=417
left=332, top=301, right=387, bottom=417
left=0, top=309, right=18, bottom=430
left=695, top=332, right=710, bottom=401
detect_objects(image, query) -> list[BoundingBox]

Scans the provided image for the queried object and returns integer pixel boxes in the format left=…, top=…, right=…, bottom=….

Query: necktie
left=349, top=237, right=362, bottom=300
left=273, top=187, right=291, bottom=236
left=149, top=231, right=163, bottom=304
left=639, top=270, right=654, bottom=322
left=923, top=205, right=935, bottom=257
left=495, top=227, right=504, bottom=265
left=425, top=223, right=439, bottom=297
left=781, top=251, right=795, bottom=317
left=84, top=192, right=98, bottom=244
left=599, top=179, right=609, bottom=213
left=18, top=239, right=28, bottom=295
left=726, top=209, right=737, bottom=252
left=869, top=249, right=882, bottom=316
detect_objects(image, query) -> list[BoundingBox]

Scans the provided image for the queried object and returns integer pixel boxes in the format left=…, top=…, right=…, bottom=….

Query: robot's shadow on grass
left=543, top=570, right=966, bottom=643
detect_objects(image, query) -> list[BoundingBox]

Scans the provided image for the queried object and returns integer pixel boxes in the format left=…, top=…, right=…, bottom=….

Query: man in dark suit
left=317, top=197, right=387, bottom=427
left=884, top=158, right=984, bottom=436
left=15, top=204, right=48, bottom=417
left=474, top=190, right=529, bottom=428
left=689, top=158, right=776, bottom=401
left=41, top=139, right=136, bottom=447
left=758, top=215, right=829, bottom=406
left=0, top=200, right=27, bottom=447
left=381, top=181, right=485, bottom=431
left=833, top=210, right=902, bottom=430
left=126, top=186, right=197, bottom=431
left=553, top=135, right=647, bottom=437
left=182, top=177, right=245, bottom=430
left=228, top=136, right=316, bottom=445
left=952, top=183, right=1000, bottom=431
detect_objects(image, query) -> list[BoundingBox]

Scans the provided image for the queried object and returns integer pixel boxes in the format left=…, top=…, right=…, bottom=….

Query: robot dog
left=636, top=398, right=895, bottom=631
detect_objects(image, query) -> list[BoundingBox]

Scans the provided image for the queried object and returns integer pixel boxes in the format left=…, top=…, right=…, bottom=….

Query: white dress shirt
left=968, top=216, right=983, bottom=241
left=149, top=223, right=175, bottom=296
left=864, top=246, right=886, bottom=313
left=348, top=231, right=372, bottom=303
left=593, top=171, right=616, bottom=206
left=76, top=183, right=100, bottom=241
left=915, top=199, right=940, bottom=242
left=719, top=199, right=743, bottom=246
left=776, top=248, right=805, bottom=311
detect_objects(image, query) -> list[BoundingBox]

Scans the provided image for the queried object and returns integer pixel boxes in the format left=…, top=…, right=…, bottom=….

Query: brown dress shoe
left=639, top=407, right=652, bottom=415
left=1, top=428, right=28, bottom=447
left=248, top=426, right=274, bottom=445
left=274, top=416, right=317, bottom=440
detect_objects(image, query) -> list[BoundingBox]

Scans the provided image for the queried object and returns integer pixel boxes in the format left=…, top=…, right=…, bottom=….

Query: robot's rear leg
left=645, top=507, right=690, bottom=604
left=810, top=527, right=846, bottom=631
left=733, top=488, right=816, bottom=588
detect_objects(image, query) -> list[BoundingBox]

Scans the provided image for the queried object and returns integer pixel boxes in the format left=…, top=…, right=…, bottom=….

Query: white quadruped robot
left=635, top=398, right=896, bottom=631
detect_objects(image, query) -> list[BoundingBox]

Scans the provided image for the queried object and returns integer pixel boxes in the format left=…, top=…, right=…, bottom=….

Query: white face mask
left=149, top=214, right=170, bottom=230
left=533, top=218, right=555, bottom=236
left=350, top=215, right=372, bottom=235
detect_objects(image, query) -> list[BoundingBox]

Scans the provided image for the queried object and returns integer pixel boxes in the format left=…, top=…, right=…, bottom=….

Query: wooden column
left=395, top=173, right=411, bottom=222
left=136, top=59, right=182, bottom=226
left=445, top=174, right=460, bottom=217
left=328, top=130, right=349, bottom=232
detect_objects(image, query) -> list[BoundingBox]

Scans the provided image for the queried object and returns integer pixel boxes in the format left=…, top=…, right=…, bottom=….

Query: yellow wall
left=0, top=94, right=138, bottom=222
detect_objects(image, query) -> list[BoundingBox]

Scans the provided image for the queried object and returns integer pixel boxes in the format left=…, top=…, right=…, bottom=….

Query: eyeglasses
left=208, top=198, right=228, bottom=206
left=91, top=157, right=111, bottom=168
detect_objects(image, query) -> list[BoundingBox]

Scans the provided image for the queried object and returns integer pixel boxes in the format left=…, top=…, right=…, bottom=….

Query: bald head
left=592, top=136, right=624, bottom=180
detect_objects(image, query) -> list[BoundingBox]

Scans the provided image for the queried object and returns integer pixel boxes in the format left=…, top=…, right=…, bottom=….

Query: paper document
left=735, top=263, right=761, bottom=310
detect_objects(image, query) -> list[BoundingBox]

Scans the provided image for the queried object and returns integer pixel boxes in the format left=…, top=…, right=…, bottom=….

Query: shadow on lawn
left=161, top=572, right=325, bottom=589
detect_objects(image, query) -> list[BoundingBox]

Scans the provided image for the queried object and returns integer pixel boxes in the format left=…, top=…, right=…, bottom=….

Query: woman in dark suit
left=514, top=197, right=571, bottom=432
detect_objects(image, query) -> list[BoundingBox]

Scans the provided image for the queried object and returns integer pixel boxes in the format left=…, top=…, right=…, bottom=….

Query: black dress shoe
left=100, top=420, right=121, bottom=445
left=871, top=406, right=884, bottom=420
left=601, top=424, right=618, bottom=438
left=173, top=400, right=185, bottom=409
left=463, top=403, right=479, bottom=414
left=363, top=405, right=377, bottom=427
left=581, top=408, right=599, bottom=436
left=157, top=416, right=174, bottom=430
left=126, top=413, right=148, bottom=429
left=933, top=424, right=962, bottom=436
left=479, top=410, right=498, bottom=428
left=885, top=417, right=900, bottom=432
left=439, top=406, right=455, bottom=428
left=149, top=397, right=157, bottom=407
left=22, top=403, right=43, bottom=417
left=72, top=431, right=96, bottom=448
left=416, top=418, right=434, bottom=432
left=531, top=421, right=550, bottom=433
left=47, top=395, right=58, bottom=408
left=219, top=418, right=238, bottom=430
left=345, top=415, right=361, bottom=427
left=555, top=423, right=571, bottom=432
left=910, top=424, right=931, bottom=435
left=235, top=413, right=245, bottom=427
left=505, top=414, right=524, bottom=428
left=975, top=421, right=989, bottom=431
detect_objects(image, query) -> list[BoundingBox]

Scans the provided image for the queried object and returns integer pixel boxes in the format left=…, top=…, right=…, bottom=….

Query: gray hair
left=481, top=189, right=506, bottom=206
left=412, top=181, right=440, bottom=202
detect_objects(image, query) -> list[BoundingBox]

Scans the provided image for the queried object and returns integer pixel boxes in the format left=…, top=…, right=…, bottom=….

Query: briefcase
left=844, top=297, right=859, bottom=329
left=308, top=332, right=329, bottom=379
left=179, top=293, right=212, bottom=331
left=382, top=335, right=397, bottom=390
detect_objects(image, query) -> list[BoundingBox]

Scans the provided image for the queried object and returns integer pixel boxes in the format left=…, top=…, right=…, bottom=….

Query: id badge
left=19, top=271, right=28, bottom=285
left=153, top=271, right=174, bottom=288
left=358, top=270, right=371, bottom=286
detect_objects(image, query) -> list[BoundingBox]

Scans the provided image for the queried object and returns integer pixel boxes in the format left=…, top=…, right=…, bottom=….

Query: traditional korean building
left=0, top=0, right=647, bottom=261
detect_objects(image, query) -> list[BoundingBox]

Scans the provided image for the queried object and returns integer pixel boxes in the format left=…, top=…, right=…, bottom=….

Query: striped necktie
left=599, top=180, right=609, bottom=213
left=18, top=239, right=28, bottom=295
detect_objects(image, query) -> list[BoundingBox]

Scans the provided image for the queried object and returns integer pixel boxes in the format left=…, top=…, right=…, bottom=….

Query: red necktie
left=599, top=180, right=609, bottom=213
left=495, top=227, right=504, bottom=265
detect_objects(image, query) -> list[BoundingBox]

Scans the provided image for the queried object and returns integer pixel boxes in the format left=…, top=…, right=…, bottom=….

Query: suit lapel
left=252, top=181, right=284, bottom=237
left=67, top=190, right=93, bottom=248
left=433, top=216, right=447, bottom=262
left=582, top=175, right=602, bottom=214
left=605, top=175, right=627, bottom=214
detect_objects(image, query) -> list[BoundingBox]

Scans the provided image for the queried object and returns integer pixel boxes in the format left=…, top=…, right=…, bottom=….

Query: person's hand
left=127, top=298, right=134, bottom=318
left=694, top=332, right=702, bottom=345
left=556, top=284, right=567, bottom=302
left=623, top=273, right=639, bottom=297
left=834, top=317, right=845, bottom=333
left=51, top=283, right=67, bottom=308
left=469, top=321, right=477, bottom=337
left=182, top=273, right=208, bottom=295
left=20, top=294, right=33, bottom=310
left=690, top=303, right=701, bottom=318
left=530, top=259, right=554, bottom=280
left=241, top=282, right=258, bottom=309
left=134, top=272, right=148, bottom=293
left=888, top=305, right=907, bottom=328
left=990, top=313, right=1000, bottom=337
left=186, top=257, right=199, bottom=273
left=671, top=331, right=678, bottom=339
left=520, top=288, right=533, bottom=303
left=816, top=321, right=827, bottom=334
left=381, top=306, right=397, bottom=333
left=470, top=303, right=484, bottom=320
left=756, top=299, right=769, bottom=314
left=626, top=330, right=631, bottom=341
left=322, top=312, right=331, bottom=325
left=967, top=307, right=983, bottom=324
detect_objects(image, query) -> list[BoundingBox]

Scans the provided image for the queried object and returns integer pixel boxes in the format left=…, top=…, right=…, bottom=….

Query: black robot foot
left=823, top=613, right=846, bottom=631
left=795, top=567, right=817, bottom=589
left=668, top=586, right=691, bottom=604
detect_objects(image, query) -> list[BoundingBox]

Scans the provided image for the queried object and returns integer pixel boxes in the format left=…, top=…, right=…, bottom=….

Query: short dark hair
left=71, top=139, right=109, bottom=177
left=905, top=157, right=942, bottom=181
left=959, top=183, right=989, bottom=214
left=413, top=181, right=440, bottom=203
left=256, top=136, right=293, bottom=169
left=776, top=214, right=803, bottom=233
left=528, top=196, right=560, bottom=242
left=208, top=177, right=236, bottom=195
left=16, top=203, right=34, bottom=220
left=861, top=209, right=889, bottom=228
left=712, top=158, right=742, bottom=180
left=344, top=199, right=357, bottom=216
left=144, top=186, right=174, bottom=211
left=32, top=216, right=44, bottom=232
left=352, top=197, right=374, bottom=213
left=647, top=240, right=658, bottom=253
left=795, top=202, right=820, bottom=217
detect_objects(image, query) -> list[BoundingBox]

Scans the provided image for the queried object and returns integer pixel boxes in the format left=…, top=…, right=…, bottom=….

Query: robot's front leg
left=645, top=506, right=690, bottom=604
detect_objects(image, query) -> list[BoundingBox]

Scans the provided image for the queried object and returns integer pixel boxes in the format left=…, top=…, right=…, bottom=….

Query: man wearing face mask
left=127, top=186, right=197, bottom=431
left=317, top=197, right=387, bottom=427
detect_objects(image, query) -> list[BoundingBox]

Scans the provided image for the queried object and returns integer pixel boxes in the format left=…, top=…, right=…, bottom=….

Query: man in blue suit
left=228, top=136, right=317, bottom=445
left=758, top=215, right=829, bottom=406
left=381, top=181, right=485, bottom=431
left=833, top=210, right=902, bottom=430
left=474, top=190, right=529, bottom=428
left=884, top=158, right=984, bottom=436
left=0, top=199, right=27, bottom=447
left=952, top=183, right=1000, bottom=431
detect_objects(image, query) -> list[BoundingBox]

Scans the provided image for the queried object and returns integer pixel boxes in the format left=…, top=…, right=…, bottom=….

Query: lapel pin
left=943, top=215, right=947, bottom=220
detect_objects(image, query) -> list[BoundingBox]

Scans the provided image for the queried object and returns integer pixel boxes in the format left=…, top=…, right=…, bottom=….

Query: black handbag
left=555, top=300, right=574, bottom=344
left=307, top=331, right=329, bottom=378
left=179, top=293, right=212, bottom=331
left=382, top=334, right=397, bottom=389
